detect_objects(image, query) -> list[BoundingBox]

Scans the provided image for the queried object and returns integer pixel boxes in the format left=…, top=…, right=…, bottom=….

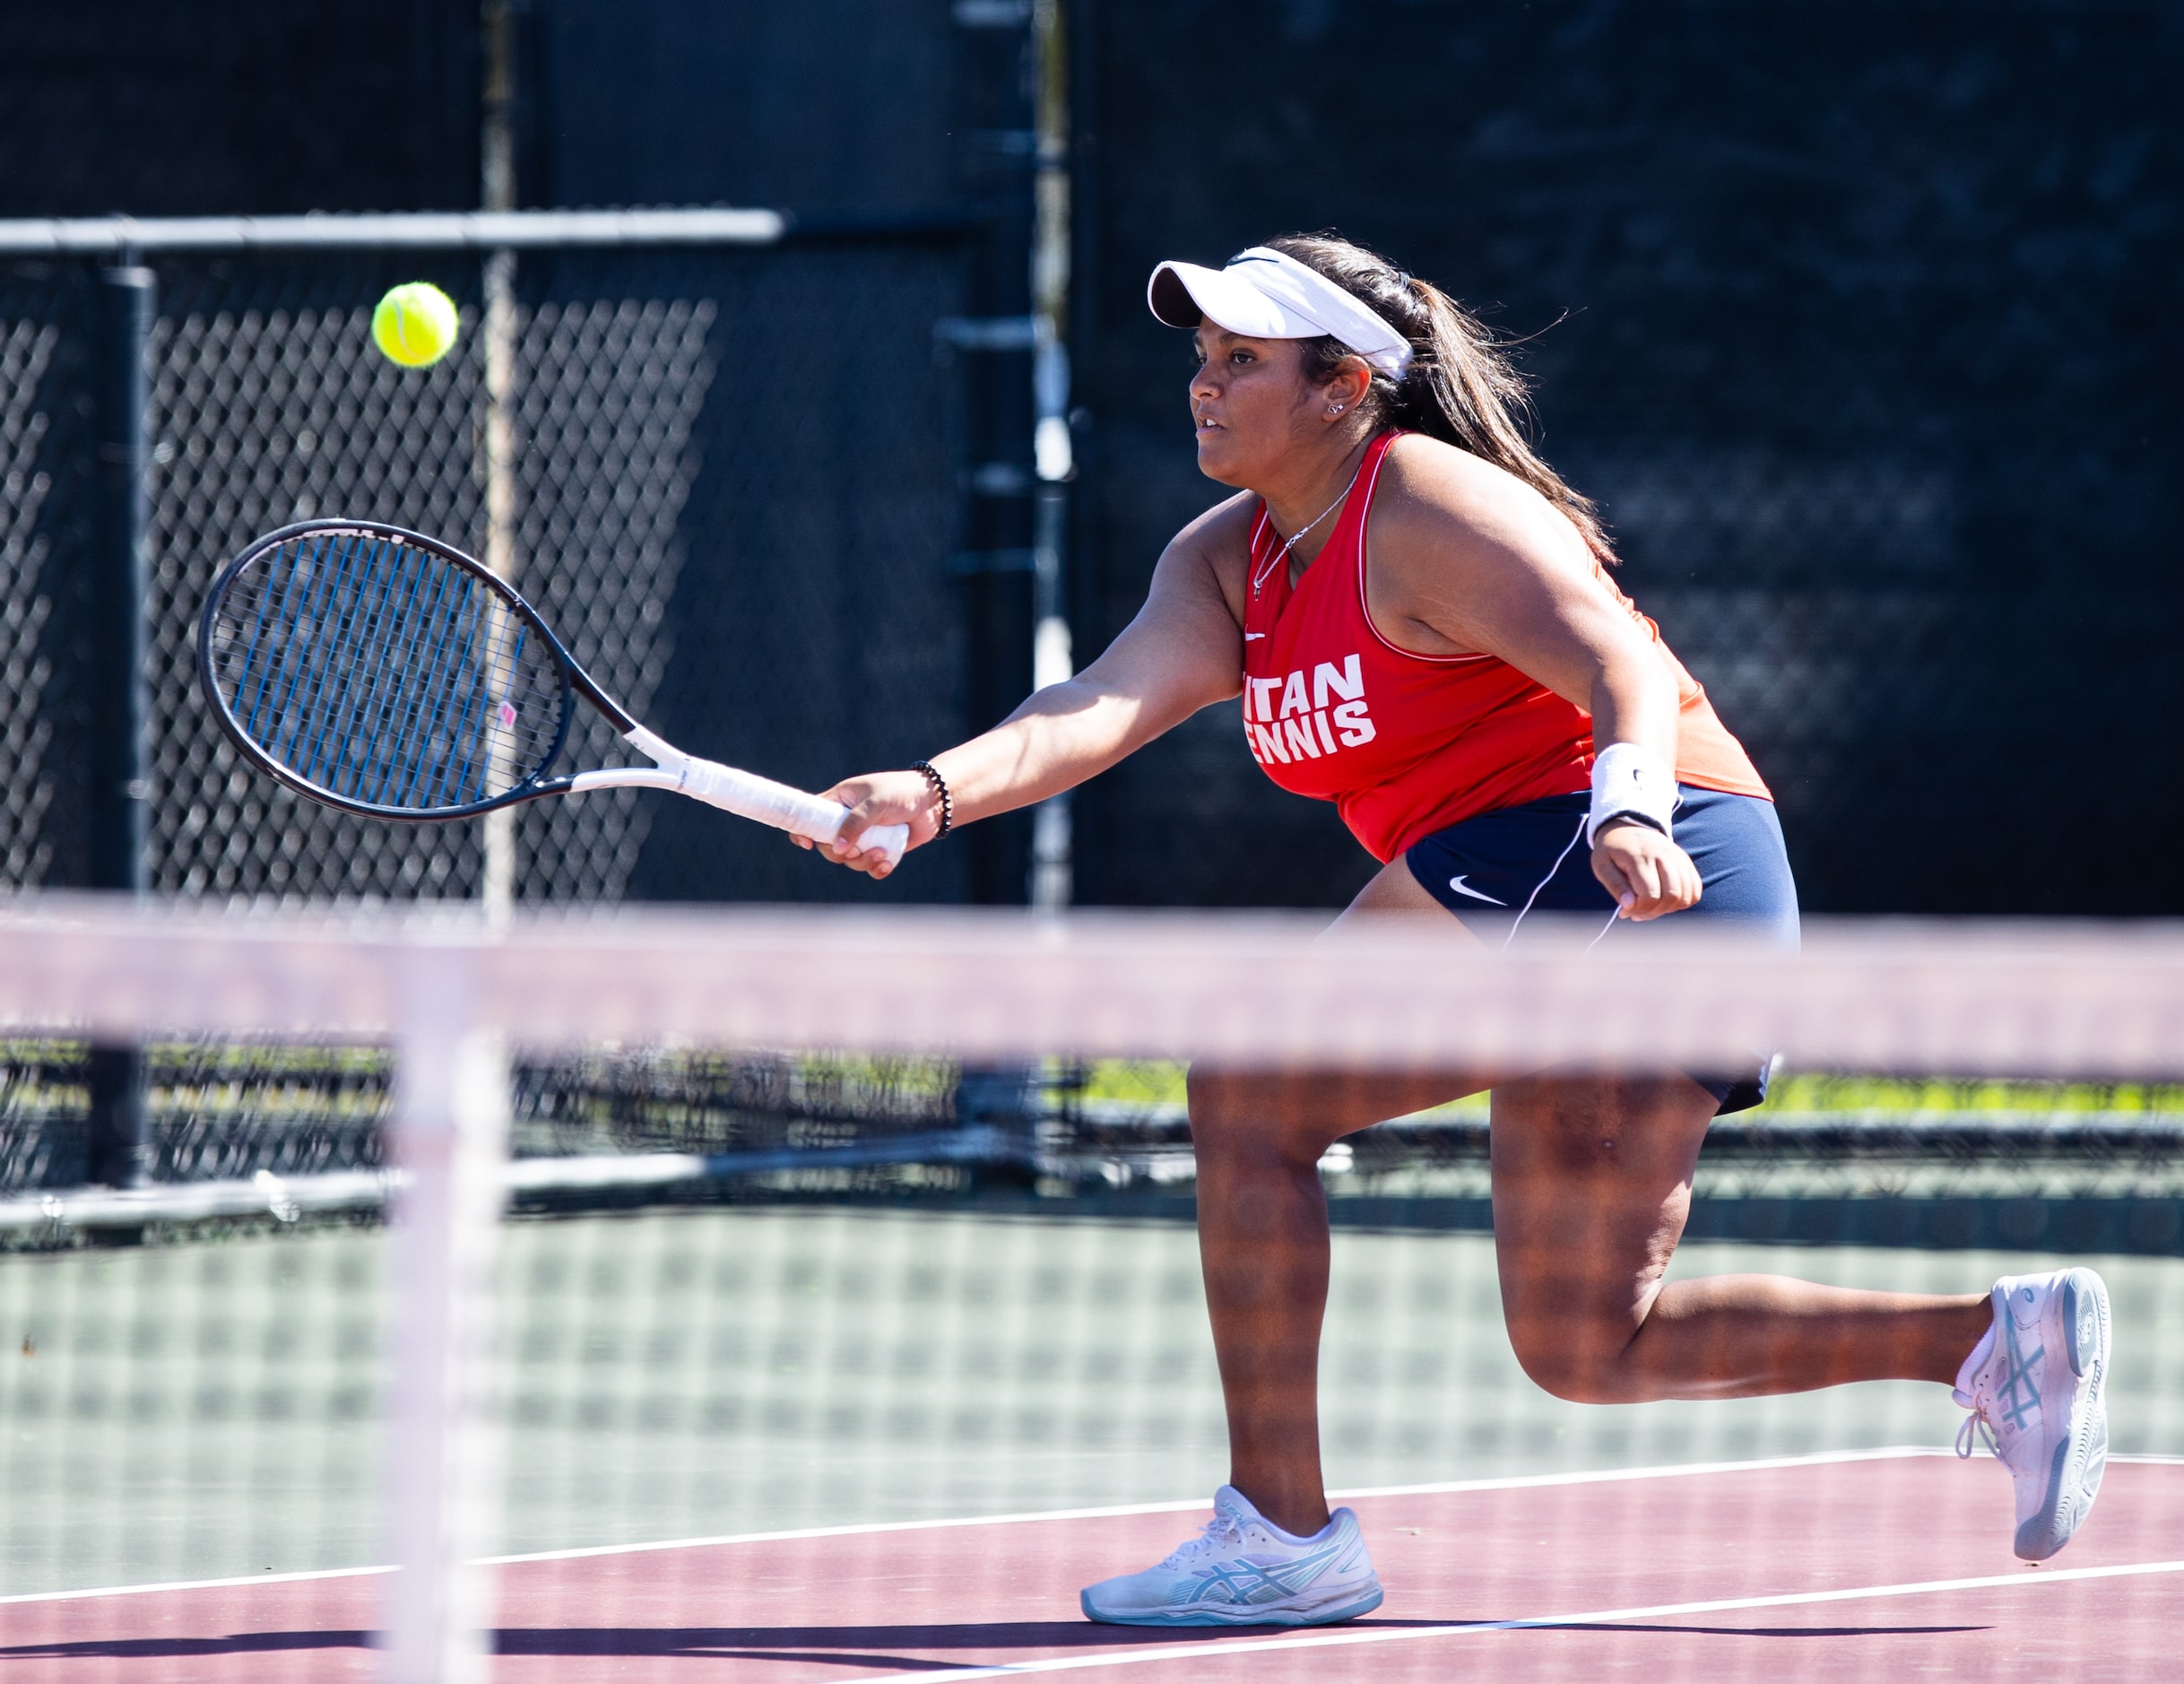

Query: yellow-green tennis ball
left=371, top=282, right=460, bottom=369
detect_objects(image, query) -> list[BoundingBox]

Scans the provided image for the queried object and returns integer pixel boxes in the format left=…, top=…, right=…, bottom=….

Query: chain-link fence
left=0, top=216, right=1031, bottom=1202
left=2, top=228, right=976, bottom=907
left=0, top=263, right=97, bottom=890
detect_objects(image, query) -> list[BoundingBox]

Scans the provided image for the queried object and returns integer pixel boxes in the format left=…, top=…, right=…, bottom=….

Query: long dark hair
left=1267, top=231, right=1612, bottom=560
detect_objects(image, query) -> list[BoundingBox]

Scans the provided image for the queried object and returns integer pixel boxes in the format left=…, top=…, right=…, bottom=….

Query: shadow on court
left=0, top=1630, right=372, bottom=1661
left=0, top=1613, right=1991, bottom=1664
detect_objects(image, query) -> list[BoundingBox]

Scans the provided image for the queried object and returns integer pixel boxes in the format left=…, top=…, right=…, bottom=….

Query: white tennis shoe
left=1079, top=1485, right=1383, bottom=1627
left=1954, top=1266, right=2111, bottom=1561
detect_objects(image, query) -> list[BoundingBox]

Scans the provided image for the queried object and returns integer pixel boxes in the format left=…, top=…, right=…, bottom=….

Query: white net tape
left=5, top=896, right=2184, bottom=1076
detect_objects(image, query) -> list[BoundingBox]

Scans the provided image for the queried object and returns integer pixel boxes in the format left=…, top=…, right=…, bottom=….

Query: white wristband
left=1588, top=742, right=1678, bottom=846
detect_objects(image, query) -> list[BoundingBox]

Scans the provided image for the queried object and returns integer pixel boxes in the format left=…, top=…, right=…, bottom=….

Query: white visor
left=1147, top=246, right=1415, bottom=378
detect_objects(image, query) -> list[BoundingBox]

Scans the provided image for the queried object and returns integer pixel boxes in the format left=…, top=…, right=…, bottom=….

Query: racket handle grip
left=674, top=756, right=909, bottom=867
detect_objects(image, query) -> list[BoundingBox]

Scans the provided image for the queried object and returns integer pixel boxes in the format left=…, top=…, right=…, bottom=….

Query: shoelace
left=1956, top=1401, right=1999, bottom=1461
left=1163, top=1511, right=1243, bottom=1569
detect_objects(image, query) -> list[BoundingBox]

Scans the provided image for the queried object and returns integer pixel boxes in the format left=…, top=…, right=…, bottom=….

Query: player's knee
left=1504, top=1313, right=1635, bottom=1405
left=1186, top=1070, right=1317, bottom=1169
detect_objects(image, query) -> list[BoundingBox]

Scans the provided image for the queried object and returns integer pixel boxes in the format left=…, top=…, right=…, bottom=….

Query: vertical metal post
left=85, top=259, right=154, bottom=1188
left=1027, top=0, right=1074, bottom=910
left=479, top=0, right=521, bottom=928
left=476, top=248, right=518, bottom=928
left=380, top=947, right=509, bottom=1683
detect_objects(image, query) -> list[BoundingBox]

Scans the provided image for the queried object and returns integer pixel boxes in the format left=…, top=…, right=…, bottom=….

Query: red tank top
left=1240, top=431, right=1769, bottom=863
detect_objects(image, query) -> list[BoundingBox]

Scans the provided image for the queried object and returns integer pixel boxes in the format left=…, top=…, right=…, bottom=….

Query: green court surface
left=4, top=1206, right=2181, bottom=1599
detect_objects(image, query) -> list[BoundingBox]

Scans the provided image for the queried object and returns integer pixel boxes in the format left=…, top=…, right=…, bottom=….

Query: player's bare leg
left=1188, top=856, right=1487, bottom=1536
left=1489, top=1068, right=2109, bottom=1561
left=1189, top=855, right=1991, bottom=1540
left=1487, top=1070, right=1991, bottom=1404
left=1189, top=1063, right=1478, bottom=1538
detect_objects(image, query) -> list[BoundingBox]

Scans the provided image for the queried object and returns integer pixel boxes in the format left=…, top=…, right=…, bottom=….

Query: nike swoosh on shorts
left=1448, top=875, right=1506, bottom=906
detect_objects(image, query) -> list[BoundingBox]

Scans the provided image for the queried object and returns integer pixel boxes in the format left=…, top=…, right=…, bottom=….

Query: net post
left=379, top=945, right=509, bottom=1683
left=85, top=257, right=154, bottom=1190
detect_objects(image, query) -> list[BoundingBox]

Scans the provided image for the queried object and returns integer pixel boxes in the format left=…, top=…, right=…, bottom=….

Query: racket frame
left=201, top=518, right=649, bottom=821
left=201, top=517, right=907, bottom=862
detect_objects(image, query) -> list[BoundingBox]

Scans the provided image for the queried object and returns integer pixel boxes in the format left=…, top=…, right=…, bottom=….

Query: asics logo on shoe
left=1184, top=1540, right=1347, bottom=1605
left=1997, top=1311, right=2046, bottom=1433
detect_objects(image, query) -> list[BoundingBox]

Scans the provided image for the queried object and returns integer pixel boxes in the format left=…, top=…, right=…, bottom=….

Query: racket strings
left=207, top=532, right=568, bottom=812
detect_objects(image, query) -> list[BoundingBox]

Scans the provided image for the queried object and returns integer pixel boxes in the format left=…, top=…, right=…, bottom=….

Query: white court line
left=0, top=1447, right=2171, bottom=1608
left=855, top=1558, right=2184, bottom=1683
left=480, top=1444, right=1958, bottom=1569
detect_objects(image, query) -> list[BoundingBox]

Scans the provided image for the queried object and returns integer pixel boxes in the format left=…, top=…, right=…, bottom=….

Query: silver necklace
left=1252, top=461, right=1366, bottom=598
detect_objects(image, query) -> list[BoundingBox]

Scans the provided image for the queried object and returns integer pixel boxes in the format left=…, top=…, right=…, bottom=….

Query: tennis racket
left=195, top=518, right=908, bottom=863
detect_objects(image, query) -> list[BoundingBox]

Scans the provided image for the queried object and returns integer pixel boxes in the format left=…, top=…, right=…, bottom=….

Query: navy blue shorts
left=1404, top=786, right=1800, bottom=1115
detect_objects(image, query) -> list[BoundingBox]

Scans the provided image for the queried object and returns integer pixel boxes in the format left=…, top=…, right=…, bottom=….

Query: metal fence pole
left=0, top=208, right=787, bottom=257
left=479, top=0, right=521, bottom=928
left=477, top=247, right=520, bottom=928
left=1027, top=0, right=1074, bottom=911
left=381, top=944, right=509, bottom=1683
left=84, top=259, right=153, bottom=1188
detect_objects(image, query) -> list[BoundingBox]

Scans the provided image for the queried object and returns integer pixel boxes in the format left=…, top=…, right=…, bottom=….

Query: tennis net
left=2, top=897, right=2180, bottom=1681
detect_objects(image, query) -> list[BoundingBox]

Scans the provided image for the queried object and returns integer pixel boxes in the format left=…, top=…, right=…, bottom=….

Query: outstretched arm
left=808, top=497, right=1255, bottom=878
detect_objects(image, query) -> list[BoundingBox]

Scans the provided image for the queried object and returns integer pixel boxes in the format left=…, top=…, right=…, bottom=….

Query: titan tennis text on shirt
left=1242, top=654, right=1378, bottom=766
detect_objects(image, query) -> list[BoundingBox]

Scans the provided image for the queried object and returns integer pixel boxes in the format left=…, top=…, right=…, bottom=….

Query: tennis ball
left=371, top=282, right=460, bottom=369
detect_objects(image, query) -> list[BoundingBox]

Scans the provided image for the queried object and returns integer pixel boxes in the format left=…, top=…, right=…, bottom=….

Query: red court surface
left=4, top=1448, right=2180, bottom=1680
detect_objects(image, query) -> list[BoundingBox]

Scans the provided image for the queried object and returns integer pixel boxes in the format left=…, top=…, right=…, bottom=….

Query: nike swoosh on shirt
left=1244, top=633, right=1267, bottom=641
left=1447, top=875, right=1507, bottom=906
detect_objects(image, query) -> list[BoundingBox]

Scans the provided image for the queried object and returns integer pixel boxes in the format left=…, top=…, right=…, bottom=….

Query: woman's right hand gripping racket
left=195, top=518, right=908, bottom=864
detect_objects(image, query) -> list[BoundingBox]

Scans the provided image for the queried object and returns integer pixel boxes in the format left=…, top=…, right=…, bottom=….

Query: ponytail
left=1265, top=232, right=1614, bottom=561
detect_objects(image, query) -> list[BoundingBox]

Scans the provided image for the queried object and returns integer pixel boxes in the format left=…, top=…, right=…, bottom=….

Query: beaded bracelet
left=907, top=760, right=953, bottom=838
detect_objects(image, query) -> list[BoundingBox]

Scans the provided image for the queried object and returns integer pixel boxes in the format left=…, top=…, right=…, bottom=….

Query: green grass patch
left=1073, top=1061, right=2184, bottom=1117
left=1764, top=1073, right=2184, bottom=1115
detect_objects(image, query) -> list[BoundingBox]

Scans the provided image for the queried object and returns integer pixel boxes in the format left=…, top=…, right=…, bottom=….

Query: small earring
left=1328, top=404, right=1342, bottom=415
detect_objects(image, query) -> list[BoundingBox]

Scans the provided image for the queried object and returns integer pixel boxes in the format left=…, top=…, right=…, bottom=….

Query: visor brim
left=1147, top=260, right=1319, bottom=340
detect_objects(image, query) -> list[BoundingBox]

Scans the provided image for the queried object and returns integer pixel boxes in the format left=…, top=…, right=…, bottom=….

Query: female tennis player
left=808, top=234, right=2112, bottom=1624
